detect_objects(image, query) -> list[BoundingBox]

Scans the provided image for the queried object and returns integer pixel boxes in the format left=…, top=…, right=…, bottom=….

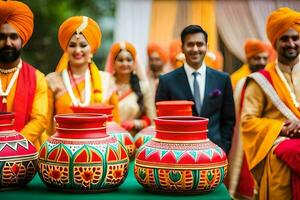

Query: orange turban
left=169, top=40, right=184, bottom=69
left=204, top=50, right=224, bottom=71
left=244, top=39, right=270, bottom=59
left=105, top=41, right=137, bottom=74
left=147, top=43, right=168, bottom=64
left=0, top=1, right=34, bottom=47
left=58, top=16, right=102, bottom=53
left=266, top=7, right=300, bottom=47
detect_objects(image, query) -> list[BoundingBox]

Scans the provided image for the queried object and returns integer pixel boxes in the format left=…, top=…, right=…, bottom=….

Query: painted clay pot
left=71, top=105, right=135, bottom=158
left=134, top=101, right=194, bottom=150
left=38, top=113, right=129, bottom=192
left=0, top=112, right=38, bottom=190
left=134, top=116, right=227, bottom=193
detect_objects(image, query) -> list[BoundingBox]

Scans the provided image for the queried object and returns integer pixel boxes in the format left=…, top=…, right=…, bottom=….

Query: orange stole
left=266, top=63, right=300, bottom=118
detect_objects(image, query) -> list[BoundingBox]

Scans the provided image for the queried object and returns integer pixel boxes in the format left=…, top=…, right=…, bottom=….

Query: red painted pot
left=71, top=105, right=136, bottom=158
left=0, top=112, right=38, bottom=190
left=134, top=101, right=194, bottom=150
left=156, top=100, right=194, bottom=116
left=38, top=113, right=129, bottom=192
left=134, top=116, right=227, bottom=193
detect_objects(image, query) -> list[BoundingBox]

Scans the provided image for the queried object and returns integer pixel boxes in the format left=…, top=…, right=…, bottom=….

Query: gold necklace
left=0, top=67, right=17, bottom=74
left=0, top=62, right=22, bottom=103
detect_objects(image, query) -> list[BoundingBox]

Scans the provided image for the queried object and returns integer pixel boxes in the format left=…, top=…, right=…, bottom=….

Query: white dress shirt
left=184, top=62, right=206, bottom=106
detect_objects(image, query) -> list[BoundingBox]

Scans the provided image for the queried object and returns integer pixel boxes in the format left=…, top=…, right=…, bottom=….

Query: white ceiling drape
left=114, top=0, right=152, bottom=67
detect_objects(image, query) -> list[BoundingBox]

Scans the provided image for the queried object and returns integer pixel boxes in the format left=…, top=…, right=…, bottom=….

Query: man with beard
left=240, top=7, right=300, bottom=200
left=147, top=43, right=168, bottom=97
left=231, top=39, right=272, bottom=89
left=0, top=1, right=47, bottom=150
left=156, top=25, right=235, bottom=155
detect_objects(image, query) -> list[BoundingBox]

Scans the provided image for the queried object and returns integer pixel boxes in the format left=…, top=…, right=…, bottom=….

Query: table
left=2, top=162, right=231, bottom=200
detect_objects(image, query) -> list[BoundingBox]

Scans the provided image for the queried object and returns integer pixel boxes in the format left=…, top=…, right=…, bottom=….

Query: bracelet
left=134, top=120, right=145, bottom=130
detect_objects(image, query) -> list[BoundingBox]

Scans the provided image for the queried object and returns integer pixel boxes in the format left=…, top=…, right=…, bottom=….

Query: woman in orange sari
left=106, top=42, right=155, bottom=136
left=43, top=16, right=119, bottom=140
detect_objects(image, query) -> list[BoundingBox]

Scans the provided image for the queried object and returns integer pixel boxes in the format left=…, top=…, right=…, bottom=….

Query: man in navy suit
left=156, top=25, right=235, bottom=154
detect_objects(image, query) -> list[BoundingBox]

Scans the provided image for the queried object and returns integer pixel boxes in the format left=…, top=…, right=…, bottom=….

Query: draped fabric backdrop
left=217, top=0, right=300, bottom=62
left=114, top=0, right=216, bottom=67
left=114, top=0, right=300, bottom=72
left=149, top=0, right=216, bottom=51
left=114, top=0, right=152, bottom=67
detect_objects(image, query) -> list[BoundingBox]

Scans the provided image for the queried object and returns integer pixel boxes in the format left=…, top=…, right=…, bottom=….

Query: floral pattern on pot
left=38, top=113, right=129, bottom=192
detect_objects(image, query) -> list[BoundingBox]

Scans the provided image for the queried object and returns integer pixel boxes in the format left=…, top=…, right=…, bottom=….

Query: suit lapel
left=201, top=67, right=214, bottom=115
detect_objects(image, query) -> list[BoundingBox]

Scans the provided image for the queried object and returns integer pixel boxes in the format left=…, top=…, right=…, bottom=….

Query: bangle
left=134, top=120, right=145, bottom=130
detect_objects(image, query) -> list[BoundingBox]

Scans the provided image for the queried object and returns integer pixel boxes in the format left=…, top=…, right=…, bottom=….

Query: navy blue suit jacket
left=155, top=66, right=235, bottom=154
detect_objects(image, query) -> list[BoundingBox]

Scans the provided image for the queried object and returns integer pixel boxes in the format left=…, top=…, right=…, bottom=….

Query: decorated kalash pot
left=0, top=112, right=38, bottom=190
left=134, top=100, right=194, bottom=150
left=134, top=116, right=227, bottom=193
left=71, top=105, right=135, bottom=158
left=38, top=113, right=129, bottom=192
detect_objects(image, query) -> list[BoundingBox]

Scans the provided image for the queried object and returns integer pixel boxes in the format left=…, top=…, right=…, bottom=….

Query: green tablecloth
left=2, top=162, right=231, bottom=200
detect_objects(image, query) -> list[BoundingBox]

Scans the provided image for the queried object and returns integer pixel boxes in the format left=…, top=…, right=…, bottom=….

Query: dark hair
left=181, top=25, right=208, bottom=45
left=130, top=72, right=145, bottom=115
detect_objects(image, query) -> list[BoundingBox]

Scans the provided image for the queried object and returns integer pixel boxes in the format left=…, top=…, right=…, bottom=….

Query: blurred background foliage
left=21, top=0, right=116, bottom=74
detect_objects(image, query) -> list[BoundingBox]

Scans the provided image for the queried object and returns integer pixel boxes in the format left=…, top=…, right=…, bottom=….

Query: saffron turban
left=105, top=41, right=137, bottom=74
left=110, top=41, right=136, bottom=61
left=0, top=1, right=34, bottom=47
left=58, top=16, right=102, bottom=53
left=266, top=7, right=300, bottom=47
left=147, top=43, right=168, bottom=64
left=204, top=50, right=224, bottom=71
left=169, top=40, right=185, bottom=69
left=244, top=39, right=270, bottom=59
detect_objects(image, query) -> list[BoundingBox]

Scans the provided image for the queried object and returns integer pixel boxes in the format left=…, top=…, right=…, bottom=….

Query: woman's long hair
left=130, top=72, right=144, bottom=115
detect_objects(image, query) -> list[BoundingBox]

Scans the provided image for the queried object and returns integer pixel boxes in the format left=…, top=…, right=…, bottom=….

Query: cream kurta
left=118, top=80, right=156, bottom=123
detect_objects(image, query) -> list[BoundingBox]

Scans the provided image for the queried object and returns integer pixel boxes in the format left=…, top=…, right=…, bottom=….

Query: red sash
left=274, top=139, right=300, bottom=200
left=0, top=61, right=36, bottom=131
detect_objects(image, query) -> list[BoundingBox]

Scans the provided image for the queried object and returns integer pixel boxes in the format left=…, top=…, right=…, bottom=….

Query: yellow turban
left=244, top=39, right=270, bottom=59
left=58, top=16, right=102, bottom=53
left=266, top=7, right=300, bottom=47
left=147, top=43, right=168, bottom=64
left=0, top=1, right=34, bottom=47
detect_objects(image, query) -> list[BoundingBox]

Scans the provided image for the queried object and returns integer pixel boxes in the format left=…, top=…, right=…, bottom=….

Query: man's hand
left=281, top=120, right=300, bottom=138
